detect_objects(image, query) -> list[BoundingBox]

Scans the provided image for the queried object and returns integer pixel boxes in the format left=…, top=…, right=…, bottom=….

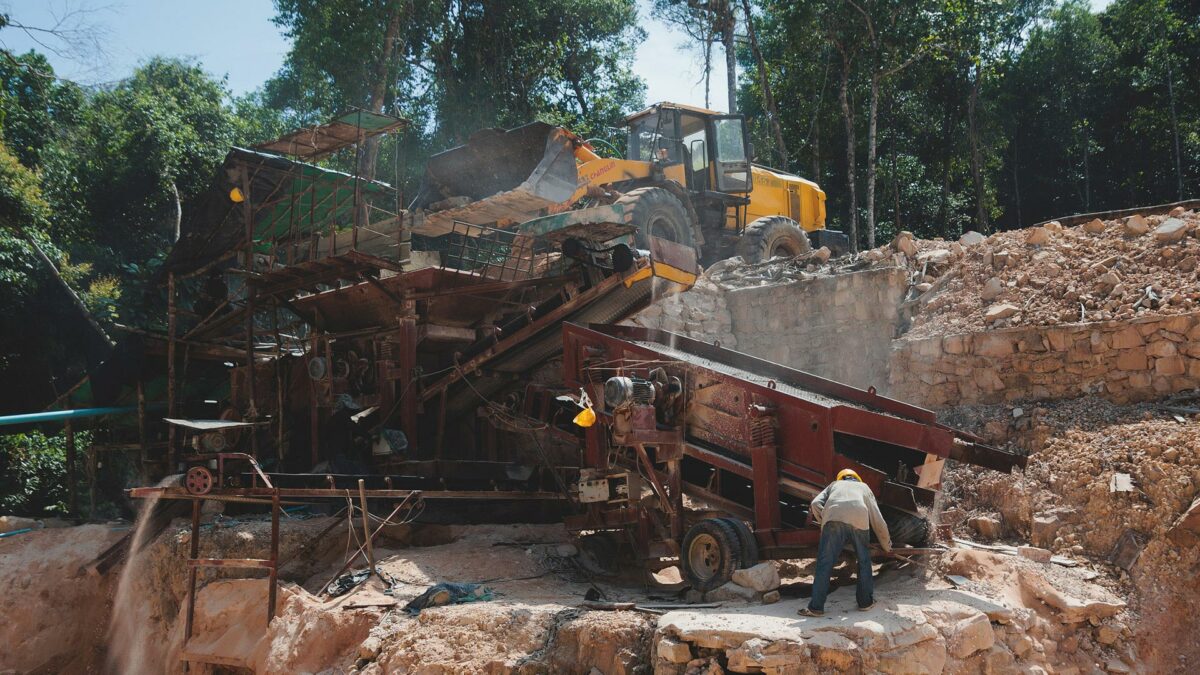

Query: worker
left=797, top=469, right=891, bottom=617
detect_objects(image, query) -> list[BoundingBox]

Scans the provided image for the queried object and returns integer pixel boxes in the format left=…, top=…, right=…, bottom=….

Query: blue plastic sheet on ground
left=403, top=582, right=494, bottom=615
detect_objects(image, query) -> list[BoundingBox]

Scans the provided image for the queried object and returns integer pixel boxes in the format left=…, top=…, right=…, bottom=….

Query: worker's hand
left=882, top=544, right=893, bottom=555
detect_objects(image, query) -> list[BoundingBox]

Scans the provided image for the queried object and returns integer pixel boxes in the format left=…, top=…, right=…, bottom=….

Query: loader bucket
left=411, top=122, right=580, bottom=236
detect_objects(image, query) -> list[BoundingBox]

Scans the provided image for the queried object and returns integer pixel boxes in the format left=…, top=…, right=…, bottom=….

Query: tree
left=939, top=0, right=1047, bottom=231
left=268, top=0, right=646, bottom=162
left=652, top=0, right=739, bottom=112
left=848, top=0, right=937, bottom=248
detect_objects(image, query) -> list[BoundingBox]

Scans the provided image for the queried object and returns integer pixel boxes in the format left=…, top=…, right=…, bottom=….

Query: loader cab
left=625, top=103, right=753, bottom=195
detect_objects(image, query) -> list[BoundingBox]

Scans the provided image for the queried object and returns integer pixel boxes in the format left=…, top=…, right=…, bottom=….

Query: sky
left=1, top=0, right=1113, bottom=113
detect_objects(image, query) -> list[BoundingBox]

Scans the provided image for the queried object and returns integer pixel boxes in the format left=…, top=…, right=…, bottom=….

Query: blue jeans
left=808, top=520, right=874, bottom=612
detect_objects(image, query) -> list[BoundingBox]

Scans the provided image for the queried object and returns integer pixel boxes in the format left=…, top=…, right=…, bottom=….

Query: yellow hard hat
left=572, top=406, right=597, bottom=428
left=837, top=469, right=862, bottom=482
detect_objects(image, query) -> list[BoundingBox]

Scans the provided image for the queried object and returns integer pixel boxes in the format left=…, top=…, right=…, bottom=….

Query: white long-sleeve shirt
left=810, top=479, right=892, bottom=551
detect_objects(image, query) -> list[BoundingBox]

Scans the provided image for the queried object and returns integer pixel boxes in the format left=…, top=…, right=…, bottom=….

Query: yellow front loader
left=409, top=102, right=842, bottom=264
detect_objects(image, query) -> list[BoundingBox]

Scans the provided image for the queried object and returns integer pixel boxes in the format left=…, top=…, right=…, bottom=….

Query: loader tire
left=682, top=518, right=741, bottom=591
left=719, top=517, right=759, bottom=569
left=882, top=508, right=931, bottom=547
left=616, top=187, right=695, bottom=250
left=737, top=215, right=811, bottom=263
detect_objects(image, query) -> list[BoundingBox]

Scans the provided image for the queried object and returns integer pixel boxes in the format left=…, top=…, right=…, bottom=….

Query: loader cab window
left=679, top=112, right=709, bottom=192
left=627, top=110, right=682, bottom=164
left=712, top=116, right=751, bottom=193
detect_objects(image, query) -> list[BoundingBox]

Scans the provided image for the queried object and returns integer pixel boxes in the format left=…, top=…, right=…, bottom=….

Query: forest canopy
left=0, top=0, right=1195, bottom=416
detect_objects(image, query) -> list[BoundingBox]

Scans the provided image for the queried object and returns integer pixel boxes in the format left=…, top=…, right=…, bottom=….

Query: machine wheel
left=616, top=187, right=696, bottom=250
left=883, top=508, right=932, bottom=547
left=184, top=466, right=215, bottom=496
left=737, top=215, right=811, bottom=263
left=681, top=519, right=741, bottom=591
left=719, top=517, right=759, bottom=568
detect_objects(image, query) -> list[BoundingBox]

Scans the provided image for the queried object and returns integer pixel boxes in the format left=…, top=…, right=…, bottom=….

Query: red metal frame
left=558, top=322, right=1026, bottom=561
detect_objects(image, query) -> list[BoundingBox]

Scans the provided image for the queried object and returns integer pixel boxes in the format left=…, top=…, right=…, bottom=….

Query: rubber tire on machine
left=615, top=187, right=695, bottom=250
left=681, top=518, right=743, bottom=591
left=882, top=508, right=932, bottom=547
left=736, top=215, right=811, bottom=263
left=718, top=517, right=759, bottom=568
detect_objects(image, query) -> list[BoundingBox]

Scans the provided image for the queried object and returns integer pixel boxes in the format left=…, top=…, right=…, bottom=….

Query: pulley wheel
left=185, top=466, right=215, bottom=496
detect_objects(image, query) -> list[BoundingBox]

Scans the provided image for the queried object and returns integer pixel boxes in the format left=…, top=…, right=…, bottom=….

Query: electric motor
left=604, top=376, right=656, bottom=410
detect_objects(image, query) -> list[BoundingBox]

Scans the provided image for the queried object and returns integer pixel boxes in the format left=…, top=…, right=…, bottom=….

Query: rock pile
left=881, top=208, right=1200, bottom=339
left=940, top=394, right=1200, bottom=672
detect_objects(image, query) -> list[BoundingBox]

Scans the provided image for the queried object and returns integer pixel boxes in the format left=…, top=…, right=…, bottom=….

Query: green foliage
left=266, top=0, right=646, bottom=159
left=68, top=57, right=237, bottom=263
left=0, top=139, right=61, bottom=305
left=741, top=0, right=1198, bottom=242
left=0, top=429, right=87, bottom=516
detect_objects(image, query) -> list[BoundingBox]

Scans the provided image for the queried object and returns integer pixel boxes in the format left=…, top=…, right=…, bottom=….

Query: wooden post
left=184, top=498, right=202, bottom=642
left=167, top=272, right=177, bottom=469
left=64, top=420, right=77, bottom=519
left=136, top=381, right=148, bottom=483
left=358, top=479, right=375, bottom=573
left=268, top=490, right=280, bottom=621
left=241, top=165, right=259, bottom=458
left=87, top=445, right=97, bottom=517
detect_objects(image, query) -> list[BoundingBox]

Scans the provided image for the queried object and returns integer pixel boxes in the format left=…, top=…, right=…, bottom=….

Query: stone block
left=974, top=334, right=1016, bottom=357
left=969, top=515, right=1002, bottom=539
left=657, top=638, right=692, bottom=664
left=1123, top=215, right=1148, bottom=235
left=1032, top=514, right=1060, bottom=547
left=948, top=613, right=996, bottom=659
left=943, top=334, right=969, bottom=355
left=1155, top=356, right=1186, bottom=376
left=960, top=230, right=986, bottom=245
left=731, top=562, right=780, bottom=592
left=1083, top=218, right=1106, bottom=234
left=1146, top=340, right=1178, bottom=358
left=1045, top=329, right=1072, bottom=352
left=1018, top=546, right=1052, bottom=563
left=1154, top=217, right=1189, bottom=242
left=1159, top=315, right=1193, bottom=334
left=974, top=369, right=1005, bottom=392
left=876, top=637, right=948, bottom=675
left=985, top=303, right=1020, bottom=323
left=1109, top=326, right=1144, bottom=349
left=1128, top=371, right=1153, bottom=389
left=1115, top=349, right=1148, bottom=371
left=705, top=581, right=759, bottom=603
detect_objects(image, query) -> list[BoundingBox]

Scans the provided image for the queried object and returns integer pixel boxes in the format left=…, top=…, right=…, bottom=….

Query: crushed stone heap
left=939, top=394, right=1200, bottom=672
left=882, top=207, right=1200, bottom=339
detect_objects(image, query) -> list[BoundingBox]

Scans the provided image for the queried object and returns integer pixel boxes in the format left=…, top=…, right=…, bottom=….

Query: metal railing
left=439, top=220, right=565, bottom=281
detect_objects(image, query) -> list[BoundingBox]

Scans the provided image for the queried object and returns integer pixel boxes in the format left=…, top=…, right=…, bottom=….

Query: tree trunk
left=1166, top=57, right=1183, bottom=200
left=838, top=59, right=858, bottom=251
left=740, top=0, right=787, bottom=167
left=1012, top=138, right=1022, bottom=227
left=1082, top=126, right=1091, bottom=211
left=936, top=98, right=953, bottom=233
left=5, top=217, right=112, bottom=348
left=360, top=0, right=404, bottom=181
left=720, top=0, right=737, bottom=113
left=967, top=68, right=988, bottom=231
left=703, top=35, right=712, bottom=109
left=865, top=74, right=879, bottom=249
left=813, top=116, right=821, bottom=186
left=171, top=182, right=182, bottom=243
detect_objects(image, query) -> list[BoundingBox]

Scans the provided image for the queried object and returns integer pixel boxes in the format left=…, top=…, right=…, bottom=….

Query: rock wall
left=726, top=267, right=908, bottom=389
left=890, top=311, right=1200, bottom=408
left=633, top=267, right=908, bottom=390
